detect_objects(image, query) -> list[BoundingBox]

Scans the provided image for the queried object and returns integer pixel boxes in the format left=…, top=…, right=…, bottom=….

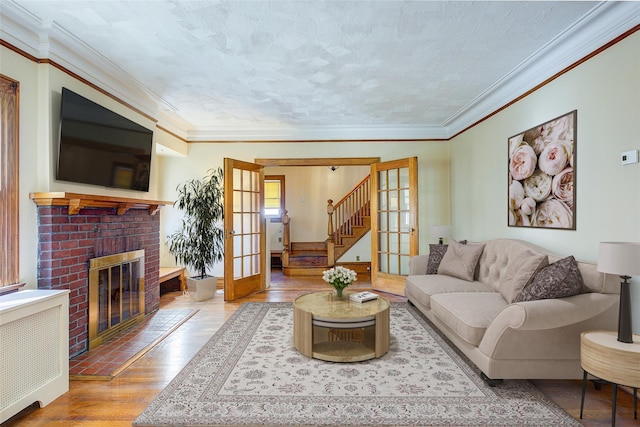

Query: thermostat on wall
left=620, top=150, right=638, bottom=165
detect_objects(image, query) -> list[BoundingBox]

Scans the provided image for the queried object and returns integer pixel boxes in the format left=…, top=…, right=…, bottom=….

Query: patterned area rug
left=134, top=302, right=580, bottom=426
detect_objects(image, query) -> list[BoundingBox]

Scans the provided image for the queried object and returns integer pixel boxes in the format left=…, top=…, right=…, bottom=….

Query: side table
left=580, top=330, right=639, bottom=426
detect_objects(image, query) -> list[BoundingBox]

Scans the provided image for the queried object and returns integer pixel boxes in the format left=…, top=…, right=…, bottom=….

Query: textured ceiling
left=2, top=1, right=639, bottom=140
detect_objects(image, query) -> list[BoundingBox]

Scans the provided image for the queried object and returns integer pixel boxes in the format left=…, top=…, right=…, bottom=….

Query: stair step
left=290, top=250, right=326, bottom=257
left=288, top=256, right=328, bottom=267
left=283, top=266, right=329, bottom=276
left=291, top=242, right=326, bottom=251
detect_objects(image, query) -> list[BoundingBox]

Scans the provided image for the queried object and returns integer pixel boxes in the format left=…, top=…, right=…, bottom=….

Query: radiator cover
left=0, top=290, right=69, bottom=423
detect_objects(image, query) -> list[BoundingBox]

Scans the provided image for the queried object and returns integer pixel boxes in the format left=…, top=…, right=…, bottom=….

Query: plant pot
left=187, top=275, right=216, bottom=302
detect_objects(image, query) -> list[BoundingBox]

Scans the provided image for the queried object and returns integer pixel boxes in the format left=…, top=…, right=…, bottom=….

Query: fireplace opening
left=88, top=250, right=145, bottom=350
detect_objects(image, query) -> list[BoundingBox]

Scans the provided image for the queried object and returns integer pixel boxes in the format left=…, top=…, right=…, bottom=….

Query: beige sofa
left=405, top=239, right=619, bottom=382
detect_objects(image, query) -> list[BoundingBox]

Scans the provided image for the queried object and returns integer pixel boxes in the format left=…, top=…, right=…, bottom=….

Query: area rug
left=70, top=308, right=198, bottom=380
left=134, top=302, right=580, bottom=426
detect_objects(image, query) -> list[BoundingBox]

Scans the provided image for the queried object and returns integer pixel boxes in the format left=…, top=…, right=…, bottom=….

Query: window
left=264, top=175, right=285, bottom=221
left=0, top=76, right=19, bottom=288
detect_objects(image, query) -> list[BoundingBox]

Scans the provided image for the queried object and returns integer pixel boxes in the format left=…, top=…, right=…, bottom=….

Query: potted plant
left=167, top=167, right=224, bottom=301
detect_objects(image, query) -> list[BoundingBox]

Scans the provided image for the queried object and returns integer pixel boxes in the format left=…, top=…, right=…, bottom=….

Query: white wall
left=157, top=141, right=450, bottom=277
left=1, top=46, right=171, bottom=289
left=449, top=32, right=640, bottom=331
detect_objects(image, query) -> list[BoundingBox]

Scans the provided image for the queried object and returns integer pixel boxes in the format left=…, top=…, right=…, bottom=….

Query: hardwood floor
left=3, top=271, right=638, bottom=426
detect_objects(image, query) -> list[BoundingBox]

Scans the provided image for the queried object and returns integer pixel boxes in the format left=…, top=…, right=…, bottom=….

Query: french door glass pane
left=380, top=232, right=388, bottom=252
left=399, top=167, right=409, bottom=187
left=400, top=232, right=410, bottom=254
left=234, top=257, right=242, bottom=279
left=379, top=170, right=388, bottom=190
left=388, top=168, right=398, bottom=189
left=389, top=212, right=399, bottom=232
left=400, top=255, right=410, bottom=275
left=379, top=253, right=388, bottom=273
left=233, top=168, right=242, bottom=189
left=243, top=213, right=252, bottom=232
left=389, top=255, right=399, bottom=275
left=243, top=255, right=252, bottom=276
left=252, top=254, right=260, bottom=275
left=233, top=191, right=241, bottom=210
left=242, top=170, right=251, bottom=190
left=253, top=234, right=260, bottom=253
left=389, top=233, right=399, bottom=254
left=378, top=212, right=388, bottom=232
left=399, top=189, right=409, bottom=210
left=233, top=235, right=242, bottom=257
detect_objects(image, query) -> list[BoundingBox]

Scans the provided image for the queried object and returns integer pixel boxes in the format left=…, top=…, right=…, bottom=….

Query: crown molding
left=187, top=124, right=449, bottom=142
left=443, top=1, right=640, bottom=135
left=2, top=1, right=639, bottom=142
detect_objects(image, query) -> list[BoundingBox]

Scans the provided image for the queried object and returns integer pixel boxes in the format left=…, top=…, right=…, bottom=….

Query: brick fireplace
left=31, top=192, right=170, bottom=358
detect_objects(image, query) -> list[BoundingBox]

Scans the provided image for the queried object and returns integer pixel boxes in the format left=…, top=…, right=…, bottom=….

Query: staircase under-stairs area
left=281, top=175, right=371, bottom=277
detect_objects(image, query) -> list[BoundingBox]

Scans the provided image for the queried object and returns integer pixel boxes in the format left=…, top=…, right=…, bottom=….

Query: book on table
left=349, top=291, right=378, bottom=303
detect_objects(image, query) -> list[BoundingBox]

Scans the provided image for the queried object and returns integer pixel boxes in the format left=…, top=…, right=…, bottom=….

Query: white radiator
left=0, top=289, right=69, bottom=423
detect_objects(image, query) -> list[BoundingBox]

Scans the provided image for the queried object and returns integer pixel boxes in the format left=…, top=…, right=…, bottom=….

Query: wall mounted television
left=57, top=87, right=153, bottom=191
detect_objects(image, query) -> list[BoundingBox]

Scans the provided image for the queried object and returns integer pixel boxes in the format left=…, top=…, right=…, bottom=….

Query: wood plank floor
left=3, top=271, right=638, bottom=426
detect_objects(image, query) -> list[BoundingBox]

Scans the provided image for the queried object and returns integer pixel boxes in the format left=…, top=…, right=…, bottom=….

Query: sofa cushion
left=431, top=292, right=509, bottom=346
left=438, top=240, right=485, bottom=281
left=405, top=275, right=493, bottom=309
left=427, top=244, right=448, bottom=274
left=514, top=256, right=584, bottom=302
left=498, top=251, right=549, bottom=303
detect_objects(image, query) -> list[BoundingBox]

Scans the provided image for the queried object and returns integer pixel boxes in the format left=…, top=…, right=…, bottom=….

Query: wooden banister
left=281, top=209, right=290, bottom=267
left=327, top=175, right=370, bottom=247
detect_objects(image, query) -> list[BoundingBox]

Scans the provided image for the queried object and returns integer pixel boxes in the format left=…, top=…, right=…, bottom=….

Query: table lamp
left=430, top=225, right=451, bottom=245
left=597, top=242, right=640, bottom=343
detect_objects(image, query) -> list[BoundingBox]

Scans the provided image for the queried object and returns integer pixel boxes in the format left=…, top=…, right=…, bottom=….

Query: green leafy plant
left=167, top=168, right=224, bottom=279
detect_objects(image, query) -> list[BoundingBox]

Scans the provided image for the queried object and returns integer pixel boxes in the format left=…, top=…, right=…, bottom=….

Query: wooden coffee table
left=293, top=291, right=390, bottom=362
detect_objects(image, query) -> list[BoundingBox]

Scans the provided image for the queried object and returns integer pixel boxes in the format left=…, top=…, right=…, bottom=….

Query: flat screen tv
left=57, top=87, right=153, bottom=191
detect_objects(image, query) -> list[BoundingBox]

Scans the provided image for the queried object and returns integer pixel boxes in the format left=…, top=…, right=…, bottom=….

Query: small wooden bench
left=159, top=267, right=186, bottom=292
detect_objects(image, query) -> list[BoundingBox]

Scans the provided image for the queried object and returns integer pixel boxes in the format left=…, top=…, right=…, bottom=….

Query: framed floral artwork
left=508, top=110, right=576, bottom=229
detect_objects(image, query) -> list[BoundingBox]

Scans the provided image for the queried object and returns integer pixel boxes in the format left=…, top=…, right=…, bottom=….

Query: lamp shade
left=597, top=242, right=640, bottom=276
left=430, top=225, right=451, bottom=239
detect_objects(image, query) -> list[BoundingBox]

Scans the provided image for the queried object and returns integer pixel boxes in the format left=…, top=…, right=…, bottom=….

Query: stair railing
left=327, top=175, right=371, bottom=248
left=281, top=209, right=290, bottom=268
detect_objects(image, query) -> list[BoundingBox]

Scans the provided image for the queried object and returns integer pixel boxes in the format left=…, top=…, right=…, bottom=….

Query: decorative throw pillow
left=437, top=240, right=485, bottom=281
left=427, top=244, right=448, bottom=274
left=514, top=255, right=584, bottom=302
left=498, top=252, right=549, bottom=303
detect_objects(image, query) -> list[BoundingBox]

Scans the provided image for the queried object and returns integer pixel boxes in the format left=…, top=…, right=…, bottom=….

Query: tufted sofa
left=405, top=239, right=619, bottom=381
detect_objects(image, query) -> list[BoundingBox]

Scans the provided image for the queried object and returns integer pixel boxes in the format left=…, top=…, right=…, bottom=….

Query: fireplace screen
left=88, top=250, right=145, bottom=350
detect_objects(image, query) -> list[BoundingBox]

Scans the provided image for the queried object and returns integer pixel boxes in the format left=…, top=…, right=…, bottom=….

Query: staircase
left=282, top=176, right=370, bottom=276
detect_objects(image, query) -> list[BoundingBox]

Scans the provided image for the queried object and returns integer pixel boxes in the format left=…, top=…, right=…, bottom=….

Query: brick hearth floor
left=69, top=308, right=197, bottom=379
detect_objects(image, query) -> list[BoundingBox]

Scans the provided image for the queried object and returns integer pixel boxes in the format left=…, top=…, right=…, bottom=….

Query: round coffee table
left=293, top=291, right=390, bottom=362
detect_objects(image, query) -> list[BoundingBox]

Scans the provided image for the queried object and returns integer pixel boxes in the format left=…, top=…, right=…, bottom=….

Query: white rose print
left=508, top=111, right=575, bottom=229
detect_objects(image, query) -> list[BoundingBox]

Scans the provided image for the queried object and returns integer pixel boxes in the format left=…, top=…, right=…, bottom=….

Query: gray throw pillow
left=427, top=244, right=448, bottom=274
left=437, top=240, right=485, bottom=281
left=514, top=255, right=584, bottom=302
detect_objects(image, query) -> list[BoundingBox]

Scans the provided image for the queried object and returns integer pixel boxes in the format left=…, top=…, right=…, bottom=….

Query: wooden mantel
left=29, top=192, right=173, bottom=215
